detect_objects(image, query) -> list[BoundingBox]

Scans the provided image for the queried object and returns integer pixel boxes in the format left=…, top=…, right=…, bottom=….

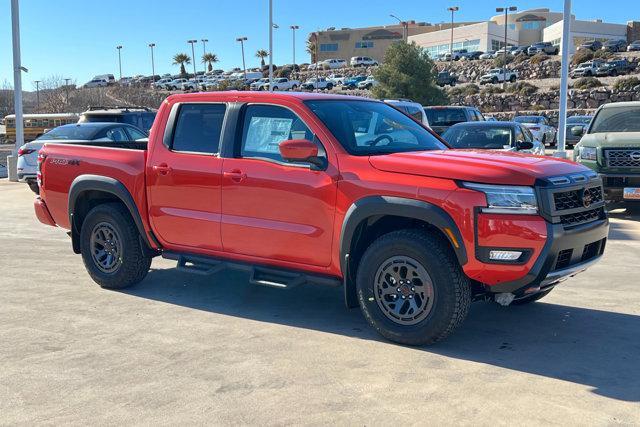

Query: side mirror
left=279, top=139, right=325, bottom=169
left=571, top=126, right=584, bottom=137
left=516, top=140, right=534, bottom=150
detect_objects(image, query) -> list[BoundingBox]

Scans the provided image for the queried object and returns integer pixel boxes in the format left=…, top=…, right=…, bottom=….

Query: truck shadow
left=122, top=267, right=640, bottom=403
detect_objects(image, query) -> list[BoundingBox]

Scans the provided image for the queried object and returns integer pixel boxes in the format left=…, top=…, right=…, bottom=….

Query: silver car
left=513, top=115, right=557, bottom=146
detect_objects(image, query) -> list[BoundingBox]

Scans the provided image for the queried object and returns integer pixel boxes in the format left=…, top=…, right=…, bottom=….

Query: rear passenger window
left=171, top=104, right=226, bottom=154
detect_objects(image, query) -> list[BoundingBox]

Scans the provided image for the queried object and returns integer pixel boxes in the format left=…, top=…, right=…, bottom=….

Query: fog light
left=489, top=250, right=523, bottom=261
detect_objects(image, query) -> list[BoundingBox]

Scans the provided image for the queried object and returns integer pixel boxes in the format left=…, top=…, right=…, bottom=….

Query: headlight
left=463, top=183, right=538, bottom=214
left=578, top=146, right=597, bottom=161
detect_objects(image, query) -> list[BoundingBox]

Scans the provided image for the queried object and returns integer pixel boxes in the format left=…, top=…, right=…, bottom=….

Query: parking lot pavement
left=1, top=180, right=639, bottom=425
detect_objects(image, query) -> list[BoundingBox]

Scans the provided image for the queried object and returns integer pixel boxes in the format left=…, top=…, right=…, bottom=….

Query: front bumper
left=488, top=218, right=609, bottom=294
left=599, top=173, right=640, bottom=202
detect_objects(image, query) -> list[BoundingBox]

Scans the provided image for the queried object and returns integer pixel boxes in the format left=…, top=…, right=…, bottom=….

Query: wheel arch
left=68, top=175, right=158, bottom=255
left=339, top=196, right=467, bottom=308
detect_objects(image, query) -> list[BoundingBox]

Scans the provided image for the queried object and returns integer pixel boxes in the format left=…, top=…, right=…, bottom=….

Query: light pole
left=201, top=38, right=208, bottom=71
left=447, top=7, right=459, bottom=61
left=389, top=14, right=408, bottom=42
left=290, top=25, right=299, bottom=68
left=116, top=45, right=122, bottom=80
left=555, top=0, right=572, bottom=158
left=496, top=6, right=517, bottom=88
left=236, top=37, right=248, bottom=80
left=63, top=78, right=71, bottom=106
left=10, top=0, right=26, bottom=166
left=148, top=43, right=156, bottom=82
left=268, top=0, right=274, bottom=91
left=187, top=39, right=198, bottom=77
left=34, top=80, right=41, bottom=110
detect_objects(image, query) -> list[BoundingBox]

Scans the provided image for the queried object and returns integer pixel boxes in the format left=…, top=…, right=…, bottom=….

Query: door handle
left=153, top=163, right=172, bottom=175
left=223, top=169, right=247, bottom=183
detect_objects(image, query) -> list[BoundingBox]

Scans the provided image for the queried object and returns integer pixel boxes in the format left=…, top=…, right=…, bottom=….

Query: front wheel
left=356, top=230, right=471, bottom=346
left=80, top=203, right=151, bottom=289
left=509, top=75, right=516, bottom=82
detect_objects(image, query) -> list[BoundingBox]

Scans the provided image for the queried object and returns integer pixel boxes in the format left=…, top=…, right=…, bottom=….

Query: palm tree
left=306, top=39, right=317, bottom=63
left=202, top=53, right=219, bottom=72
left=172, top=53, right=191, bottom=76
left=255, top=49, right=268, bottom=67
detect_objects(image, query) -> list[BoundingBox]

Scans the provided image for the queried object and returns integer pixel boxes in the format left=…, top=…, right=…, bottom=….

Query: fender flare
left=68, top=175, right=156, bottom=253
left=339, top=196, right=467, bottom=307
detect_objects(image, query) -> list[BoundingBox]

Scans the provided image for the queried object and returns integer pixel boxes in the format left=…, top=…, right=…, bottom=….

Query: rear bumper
left=34, top=197, right=56, bottom=227
left=487, top=218, right=609, bottom=294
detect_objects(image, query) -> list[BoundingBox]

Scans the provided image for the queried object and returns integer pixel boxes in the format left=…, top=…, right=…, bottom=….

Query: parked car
left=571, top=60, right=605, bottom=78
left=577, top=40, right=603, bottom=51
left=480, top=68, right=518, bottom=84
left=441, top=121, right=545, bottom=155
left=350, top=56, right=378, bottom=67
left=384, top=99, right=430, bottom=127
left=326, top=74, right=346, bottom=86
left=341, top=75, right=367, bottom=90
left=35, top=91, right=608, bottom=346
left=78, top=106, right=156, bottom=132
left=423, top=106, right=485, bottom=135
left=527, top=42, right=559, bottom=55
left=84, top=78, right=108, bottom=88
left=564, top=115, right=592, bottom=147
left=152, top=78, right=172, bottom=89
left=357, top=76, right=378, bottom=89
left=250, top=78, right=270, bottom=91
left=479, top=51, right=495, bottom=60
left=464, top=51, right=484, bottom=60
left=166, top=78, right=188, bottom=90
left=572, top=102, right=640, bottom=206
left=322, top=59, right=347, bottom=69
left=436, top=71, right=457, bottom=87
left=494, top=46, right=518, bottom=57
left=301, top=77, right=334, bottom=90
left=17, top=122, right=148, bottom=193
left=595, top=59, right=635, bottom=77
left=627, top=40, right=640, bottom=51
left=266, top=78, right=300, bottom=91
left=93, top=74, right=115, bottom=85
left=444, top=49, right=468, bottom=61
left=510, top=46, right=530, bottom=56
left=513, top=115, right=556, bottom=146
left=601, top=40, right=627, bottom=53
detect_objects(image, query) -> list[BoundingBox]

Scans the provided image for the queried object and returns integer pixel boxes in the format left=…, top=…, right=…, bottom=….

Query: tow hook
left=494, top=293, right=515, bottom=306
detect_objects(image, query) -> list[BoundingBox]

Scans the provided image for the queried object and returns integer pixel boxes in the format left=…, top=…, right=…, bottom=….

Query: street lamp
left=148, top=43, right=156, bottom=82
left=201, top=38, right=208, bottom=70
left=34, top=80, right=41, bottom=111
left=268, top=0, right=274, bottom=91
left=187, top=39, right=198, bottom=77
left=290, top=25, right=299, bottom=68
left=496, top=6, right=517, bottom=88
left=447, top=7, right=459, bottom=62
left=63, top=78, right=71, bottom=105
left=389, top=14, right=408, bottom=42
left=116, top=45, right=123, bottom=80
left=236, top=37, right=248, bottom=80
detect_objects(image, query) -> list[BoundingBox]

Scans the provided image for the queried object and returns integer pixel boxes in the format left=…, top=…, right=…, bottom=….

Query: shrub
left=571, top=50, right=594, bottom=65
left=480, top=85, right=505, bottom=95
left=529, top=53, right=550, bottom=65
left=493, top=55, right=513, bottom=67
left=505, top=81, right=539, bottom=95
left=613, top=76, right=640, bottom=91
left=572, top=77, right=603, bottom=89
left=593, top=50, right=613, bottom=60
left=447, top=84, right=479, bottom=97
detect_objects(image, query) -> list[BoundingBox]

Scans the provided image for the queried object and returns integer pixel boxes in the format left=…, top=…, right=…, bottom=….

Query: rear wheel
left=511, top=288, right=553, bottom=305
left=80, top=203, right=151, bottom=289
left=326, top=83, right=334, bottom=90
left=509, top=75, right=516, bottom=82
left=356, top=230, right=471, bottom=346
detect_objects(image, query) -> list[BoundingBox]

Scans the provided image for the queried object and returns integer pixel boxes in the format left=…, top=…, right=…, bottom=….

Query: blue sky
left=0, top=0, right=635, bottom=89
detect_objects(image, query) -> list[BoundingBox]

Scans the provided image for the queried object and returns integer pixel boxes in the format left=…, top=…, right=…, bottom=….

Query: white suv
left=384, top=100, right=430, bottom=128
left=323, top=59, right=347, bottom=69
left=350, top=56, right=379, bottom=67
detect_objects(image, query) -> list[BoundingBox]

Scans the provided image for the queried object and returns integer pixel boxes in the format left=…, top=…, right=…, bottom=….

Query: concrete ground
left=1, top=180, right=639, bottom=425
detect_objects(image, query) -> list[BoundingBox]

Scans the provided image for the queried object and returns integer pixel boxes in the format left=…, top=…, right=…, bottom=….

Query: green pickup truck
left=573, top=102, right=640, bottom=207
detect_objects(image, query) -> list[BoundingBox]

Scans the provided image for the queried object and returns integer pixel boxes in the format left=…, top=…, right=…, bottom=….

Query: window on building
left=355, top=41, right=374, bottom=49
left=508, top=24, right=516, bottom=30
left=522, top=21, right=544, bottom=30
left=320, top=43, right=339, bottom=52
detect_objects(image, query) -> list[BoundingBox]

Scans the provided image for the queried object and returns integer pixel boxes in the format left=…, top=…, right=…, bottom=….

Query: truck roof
left=165, top=91, right=375, bottom=103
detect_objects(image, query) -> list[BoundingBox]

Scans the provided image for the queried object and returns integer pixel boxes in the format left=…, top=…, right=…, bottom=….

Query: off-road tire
left=509, top=75, right=517, bottom=82
left=511, top=288, right=553, bottom=305
left=356, top=230, right=471, bottom=346
left=80, top=203, right=151, bottom=289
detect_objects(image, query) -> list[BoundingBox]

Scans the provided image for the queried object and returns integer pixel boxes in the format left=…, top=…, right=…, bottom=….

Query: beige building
left=544, top=19, right=630, bottom=54
left=489, top=8, right=564, bottom=46
left=310, top=21, right=477, bottom=64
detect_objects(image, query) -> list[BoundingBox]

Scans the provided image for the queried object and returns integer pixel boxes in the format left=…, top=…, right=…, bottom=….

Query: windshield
left=590, top=106, right=640, bottom=133
left=514, top=116, right=542, bottom=124
left=305, top=100, right=446, bottom=156
left=36, top=125, right=99, bottom=140
left=425, top=108, right=467, bottom=127
left=443, top=125, right=512, bottom=149
left=567, top=116, right=591, bottom=125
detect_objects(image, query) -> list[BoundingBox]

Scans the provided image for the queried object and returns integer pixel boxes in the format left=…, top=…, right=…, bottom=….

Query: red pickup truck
left=34, top=92, right=608, bottom=345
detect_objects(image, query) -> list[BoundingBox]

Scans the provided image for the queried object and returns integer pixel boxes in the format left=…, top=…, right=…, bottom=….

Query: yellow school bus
left=3, top=113, right=79, bottom=143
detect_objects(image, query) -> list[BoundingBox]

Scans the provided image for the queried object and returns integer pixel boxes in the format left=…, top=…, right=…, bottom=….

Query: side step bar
left=163, top=251, right=341, bottom=290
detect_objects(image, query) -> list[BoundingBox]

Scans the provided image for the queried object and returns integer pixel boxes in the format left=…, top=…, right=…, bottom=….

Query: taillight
left=18, top=147, right=36, bottom=157
left=37, top=152, right=47, bottom=188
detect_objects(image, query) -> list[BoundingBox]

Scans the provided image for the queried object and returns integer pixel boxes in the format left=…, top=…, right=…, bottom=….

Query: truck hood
left=368, top=150, right=587, bottom=186
left=579, top=132, right=640, bottom=148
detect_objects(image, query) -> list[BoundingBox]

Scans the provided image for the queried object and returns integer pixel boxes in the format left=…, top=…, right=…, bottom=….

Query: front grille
left=605, top=149, right=640, bottom=168
left=560, top=207, right=605, bottom=227
left=553, top=186, right=603, bottom=211
left=555, top=249, right=573, bottom=270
